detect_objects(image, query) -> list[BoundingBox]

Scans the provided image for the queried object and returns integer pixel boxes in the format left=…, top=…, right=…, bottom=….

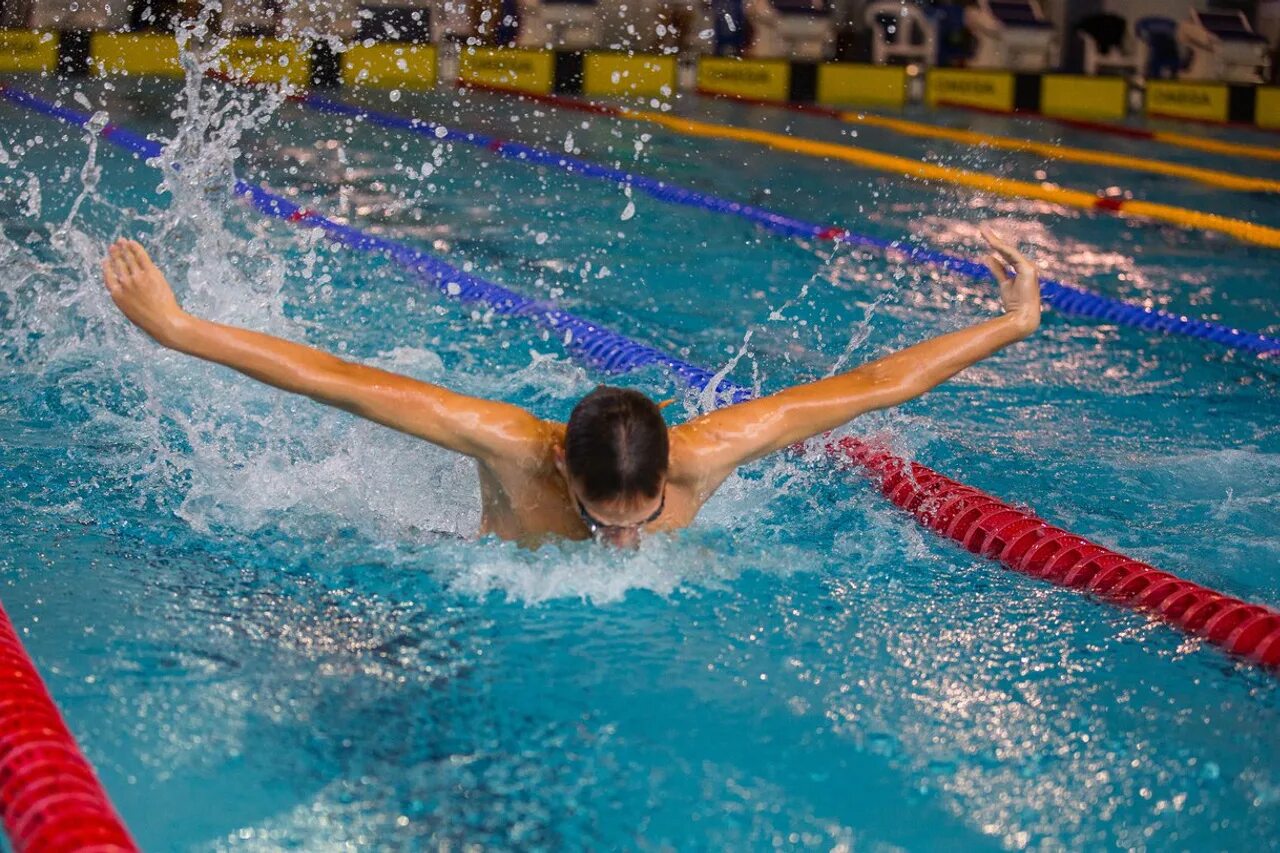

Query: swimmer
left=101, top=228, right=1040, bottom=547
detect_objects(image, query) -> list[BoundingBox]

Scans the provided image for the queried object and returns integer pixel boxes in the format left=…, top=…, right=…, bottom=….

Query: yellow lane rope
left=1152, top=129, right=1280, bottom=163
left=926, top=96, right=1280, bottom=163
left=619, top=106, right=1280, bottom=249
left=839, top=111, right=1280, bottom=194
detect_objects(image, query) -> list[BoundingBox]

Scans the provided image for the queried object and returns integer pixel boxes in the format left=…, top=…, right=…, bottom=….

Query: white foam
left=0, top=39, right=931, bottom=610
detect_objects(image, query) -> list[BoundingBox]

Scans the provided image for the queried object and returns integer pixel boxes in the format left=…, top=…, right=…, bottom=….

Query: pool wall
left=2, top=29, right=1279, bottom=128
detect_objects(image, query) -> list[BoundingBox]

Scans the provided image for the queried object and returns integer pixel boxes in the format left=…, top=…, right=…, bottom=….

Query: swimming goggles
left=576, top=488, right=666, bottom=536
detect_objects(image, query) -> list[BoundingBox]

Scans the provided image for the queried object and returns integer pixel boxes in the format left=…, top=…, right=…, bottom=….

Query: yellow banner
left=925, top=69, right=1014, bottom=112
left=215, top=38, right=310, bottom=86
left=1146, top=81, right=1228, bottom=122
left=1040, top=74, right=1127, bottom=120
left=697, top=57, right=790, bottom=102
left=458, top=48, right=554, bottom=95
left=817, top=64, right=906, bottom=108
left=0, top=30, right=58, bottom=73
left=1256, top=87, right=1280, bottom=129
left=91, top=33, right=180, bottom=76
left=343, top=43, right=436, bottom=89
left=584, top=53, right=676, bottom=98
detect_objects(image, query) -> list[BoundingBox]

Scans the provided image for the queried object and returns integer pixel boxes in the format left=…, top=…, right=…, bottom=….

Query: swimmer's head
left=559, top=386, right=669, bottom=546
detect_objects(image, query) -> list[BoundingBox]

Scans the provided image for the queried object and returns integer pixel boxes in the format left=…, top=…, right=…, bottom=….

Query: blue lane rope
left=0, top=84, right=747, bottom=401
left=297, top=92, right=1280, bottom=359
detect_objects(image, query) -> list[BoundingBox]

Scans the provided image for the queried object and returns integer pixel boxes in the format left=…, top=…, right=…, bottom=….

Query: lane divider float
left=295, top=91, right=1279, bottom=359
left=695, top=90, right=1280, bottom=194
left=461, top=82, right=1280, bottom=250
left=938, top=101, right=1280, bottom=164
left=0, top=600, right=137, bottom=852
left=6, top=84, right=1278, bottom=674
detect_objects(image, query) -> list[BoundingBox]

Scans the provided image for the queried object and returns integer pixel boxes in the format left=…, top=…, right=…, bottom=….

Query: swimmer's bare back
left=102, top=230, right=1041, bottom=547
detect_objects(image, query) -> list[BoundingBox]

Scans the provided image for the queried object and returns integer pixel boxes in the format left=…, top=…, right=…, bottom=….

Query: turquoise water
left=1, top=71, right=1278, bottom=849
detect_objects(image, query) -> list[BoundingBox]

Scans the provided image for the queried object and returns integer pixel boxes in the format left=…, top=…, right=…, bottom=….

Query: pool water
left=1, top=66, right=1278, bottom=850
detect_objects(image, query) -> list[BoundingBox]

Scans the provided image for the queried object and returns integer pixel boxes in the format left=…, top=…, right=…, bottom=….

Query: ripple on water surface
left=0, top=69, right=1278, bottom=850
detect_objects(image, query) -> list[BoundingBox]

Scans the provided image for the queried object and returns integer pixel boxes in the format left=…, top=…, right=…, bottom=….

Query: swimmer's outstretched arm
left=101, top=239, right=549, bottom=462
left=672, top=228, right=1041, bottom=493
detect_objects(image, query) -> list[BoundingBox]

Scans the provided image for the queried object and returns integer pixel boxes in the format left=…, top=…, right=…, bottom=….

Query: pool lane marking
left=0, top=83, right=736, bottom=395
left=0, top=601, right=139, bottom=852
left=460, top=82, right=1280, bottom=251
left=626, top=107, right=1280, bottom=250
left=849, top=113, right=1280, bottom=194
left=695, top=90, right=1280, bottom=195
left=937, top=101, right=1280, bottom=164
left=8, top=83, right=1280, bottom=673
left=294, top=91, right=1279, bottom=359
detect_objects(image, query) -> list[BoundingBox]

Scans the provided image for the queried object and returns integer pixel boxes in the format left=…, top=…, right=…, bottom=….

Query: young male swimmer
left=101, top=228, right=1040, bottom=548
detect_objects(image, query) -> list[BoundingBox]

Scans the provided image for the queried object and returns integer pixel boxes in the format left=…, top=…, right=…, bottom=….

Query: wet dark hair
left=565, top=386, right=669, bottom=502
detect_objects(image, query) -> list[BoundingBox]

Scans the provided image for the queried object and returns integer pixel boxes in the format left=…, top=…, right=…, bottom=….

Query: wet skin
left=101, top=229, right=1041, bottom=547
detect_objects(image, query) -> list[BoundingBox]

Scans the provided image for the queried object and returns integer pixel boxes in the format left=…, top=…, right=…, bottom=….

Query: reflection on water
left=1, top=56, right=1278, bottom=851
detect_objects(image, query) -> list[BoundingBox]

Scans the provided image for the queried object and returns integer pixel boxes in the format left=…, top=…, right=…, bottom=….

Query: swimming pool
left=1, top=66, right=1278, bottom=849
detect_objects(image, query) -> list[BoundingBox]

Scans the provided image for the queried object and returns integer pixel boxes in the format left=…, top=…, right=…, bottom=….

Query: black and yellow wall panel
left=583, top=52, right=675, bottom=98
left=458, top=47, right=554, bottom=94
left=90, top=33, right=180, bottom=76
left=925, top=69, right=1015, bottom=112
left=212, top=38, right=310, bottom=86
left=816, top=64, right=907, bottom=108
left=1255, top=87, right=1280, bottom=129
left=1145, top=80, right=1228, bottom=123
left=342, top=43, right=436, bottom=89
left=1040, top=74, right=1126, bottom=120
left=0, top=30, right=58, bottom=73
left=12, top=28, right=1280, bottom=132
left=697, top=57, right=790, bottom=102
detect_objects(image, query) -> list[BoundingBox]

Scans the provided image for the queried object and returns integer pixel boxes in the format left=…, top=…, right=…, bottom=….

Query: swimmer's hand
left=979, top=226, right=1041, bottom=334
left=101, top=238, right=189, bottom=347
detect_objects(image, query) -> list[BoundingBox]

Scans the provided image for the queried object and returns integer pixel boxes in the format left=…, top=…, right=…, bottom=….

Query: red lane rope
left=1053, top=114, right=1157, bottom=141
left=457, top=80, right=625, bottom=116
left=0, top=602, right=136, bottom=852
left=694, top=88, right=845, bottom=118
left=832, top=436, right=1280, bottom=668
left=1143, top=108, right=1280, bottom=134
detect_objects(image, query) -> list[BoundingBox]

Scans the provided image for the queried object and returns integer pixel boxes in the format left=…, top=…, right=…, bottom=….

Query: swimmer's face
left=572, top=483, right=667, bottom=548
